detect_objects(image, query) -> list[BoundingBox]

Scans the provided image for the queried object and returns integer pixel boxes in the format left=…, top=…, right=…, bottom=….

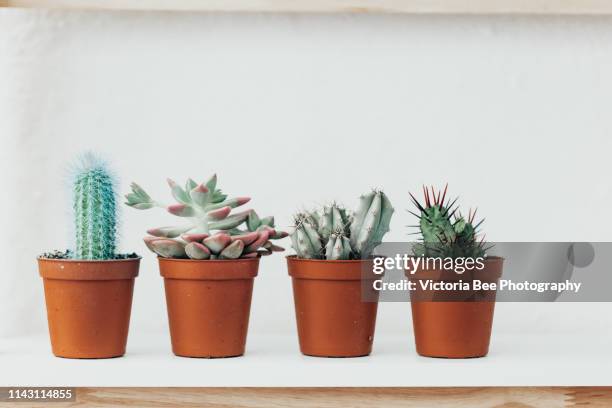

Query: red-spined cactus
left=126, top=174, right=286, bottom=259
left=409, top=184, right=489, bottom=258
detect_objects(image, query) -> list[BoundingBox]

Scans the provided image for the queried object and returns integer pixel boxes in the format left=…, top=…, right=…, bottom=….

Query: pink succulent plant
left=126, top=174, right=286, bottom=259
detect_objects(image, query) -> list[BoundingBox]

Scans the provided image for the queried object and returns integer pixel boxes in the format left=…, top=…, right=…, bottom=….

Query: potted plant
left=38, top=153, right=140, bottom=359
left=125, top=174, right=285, bottom=358
left=287, top=190, right=394, bottom=357
left=407, top=185, right=503, bottom=358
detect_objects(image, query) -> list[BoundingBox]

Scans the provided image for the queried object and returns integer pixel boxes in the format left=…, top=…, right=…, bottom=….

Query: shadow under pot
left=38, top=258, right=140, bottom=359
left=158, top=257, right=259, bottom=358
left=407, top=257, right=504, bottom=358
left=287, top=256, right=381, bottom=358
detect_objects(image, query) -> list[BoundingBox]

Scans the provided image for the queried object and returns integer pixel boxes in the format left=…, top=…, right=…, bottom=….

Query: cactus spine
left=291, top=192, right=394, bottom=260
left=410, top=184, right=488, bottom=258
left=73, top=153, right=118, bottom=260
left=319, top=203, right=350, bottom=241
left=291, top=213, right=324, bottom=259
left=325, top=231, right=352, bottom=260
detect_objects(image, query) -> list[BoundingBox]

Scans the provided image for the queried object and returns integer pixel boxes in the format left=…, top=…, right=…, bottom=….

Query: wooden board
left=1, top=387, right=612, bottom=407
left=2, top=0, right=612, bottom=14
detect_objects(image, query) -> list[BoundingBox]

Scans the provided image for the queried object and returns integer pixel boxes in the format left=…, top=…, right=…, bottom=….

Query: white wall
left=1, top=10, right=611, bottom=339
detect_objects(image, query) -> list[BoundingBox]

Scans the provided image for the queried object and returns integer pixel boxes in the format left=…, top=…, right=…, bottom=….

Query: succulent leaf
left=149, top=238, right=187, bottom=258
left=205, top=196, right=250, bottom=212
left=144, top=236, right=161, bottom=252
left=247, top=210, right=261, bottom=231
left=185, top=242, right=211, bottom=260
left=167, top=204, right=196, bottom=217
left=271, top=230, right=289, bottom=240
left=125, top=182, right=155, bottom=210
left=147, top=225, right=191, bottom=238
left=264, top=241, right=285, bottom=252
left=230, top=231, right=260, bottom=246
left=207, top=206, right=232, bottom=221
left=127, top=174, right=286, bottom=259
left=209, top=210, right=251, bottom=230
left=167, top=178, right=191, bottom=205
left=181, top=233, right=209, bottom=243
left=220, top=240, right=245, bottom=259
left=190, top=184, right=210, bottom=207
left=244, top=230, right=270, bottom=253
left=205, top=174, right=217, bottom=192
left=185, top=178, right=198, bottom=191
left=203, top=233, right=232, bottom=254
left=260, top=216, right=274, bottom=227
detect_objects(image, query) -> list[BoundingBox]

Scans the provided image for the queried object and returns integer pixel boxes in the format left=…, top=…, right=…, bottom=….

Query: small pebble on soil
left=39, top=250, right=139, bottom=260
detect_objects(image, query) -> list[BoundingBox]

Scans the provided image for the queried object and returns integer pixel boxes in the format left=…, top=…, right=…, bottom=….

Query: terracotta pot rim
left=38, top=257, right=140, bottom=281
left=158, top=256, right=259, bottom=280
left=157, top=256, right=261, bottom=264
left=37, top=256, right=142, bottom=263
left=287, top=255, right=379, bottom=281
left=286, top=255, right=376, bottom=264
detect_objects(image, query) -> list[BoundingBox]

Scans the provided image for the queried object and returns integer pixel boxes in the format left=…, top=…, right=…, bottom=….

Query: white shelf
left=1, top=332, right=610, bottom=387
left=2, top=0, right=612, bottom=14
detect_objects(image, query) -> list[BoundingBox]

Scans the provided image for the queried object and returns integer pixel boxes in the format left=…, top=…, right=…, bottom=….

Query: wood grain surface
left=2, top=0, right=612, bottom=14
left=1, top=387, right=611, bottom=407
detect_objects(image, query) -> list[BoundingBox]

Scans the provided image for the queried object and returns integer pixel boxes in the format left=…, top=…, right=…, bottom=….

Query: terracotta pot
left=159, top=257, right=259, bottom=358
left=408, top=257, right=504, bottom=358
left=287, top=256, right=381, bottom=357
left=38, top=257, right=140, bottom=359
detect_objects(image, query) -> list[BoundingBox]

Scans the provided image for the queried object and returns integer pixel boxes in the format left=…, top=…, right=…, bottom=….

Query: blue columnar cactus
left=72, top=153, right=118, bottom=260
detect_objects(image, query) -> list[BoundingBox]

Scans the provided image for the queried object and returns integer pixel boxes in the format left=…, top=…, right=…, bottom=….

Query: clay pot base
left=54, top=354, right=125, bottom=360
left=302, top=353, right=370, bottom=358
left=174, top=353, right=244, bottom=359
left=416, top=352, right=488, bottom=359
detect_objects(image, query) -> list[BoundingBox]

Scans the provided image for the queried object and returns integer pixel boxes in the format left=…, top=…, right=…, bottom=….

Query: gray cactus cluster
left=291, top=190, right=394, bottom=260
